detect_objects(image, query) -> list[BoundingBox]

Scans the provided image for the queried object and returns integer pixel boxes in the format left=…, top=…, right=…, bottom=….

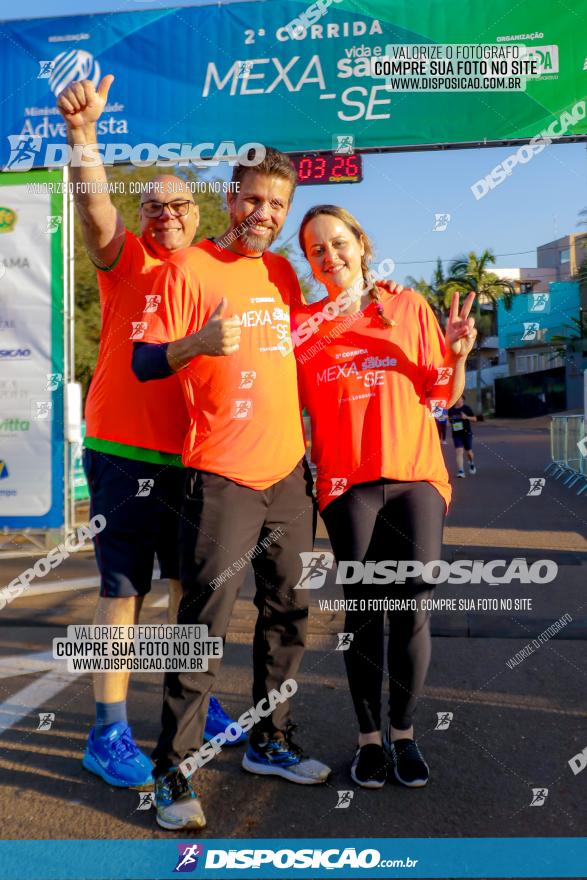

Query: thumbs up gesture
left=192, top=298, right=241, bottom=357
left=56, top=75, right=115, bottom=128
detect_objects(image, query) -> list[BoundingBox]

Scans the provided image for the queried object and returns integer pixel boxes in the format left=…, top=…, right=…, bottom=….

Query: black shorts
left=83, top=448, right=186, bottom=598
left=452, top=432, right=473, bottom=451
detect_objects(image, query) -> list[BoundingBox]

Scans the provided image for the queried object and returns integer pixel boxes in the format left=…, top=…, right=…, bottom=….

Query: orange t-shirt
left=292, top=286, right=452, bottom=512
left=142, top=239, right=305, bottom=489
left=84, top=231, right=189, bottom=460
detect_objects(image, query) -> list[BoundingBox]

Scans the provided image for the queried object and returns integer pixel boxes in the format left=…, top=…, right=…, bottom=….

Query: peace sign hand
left=445, top=291, right=477, bottom=359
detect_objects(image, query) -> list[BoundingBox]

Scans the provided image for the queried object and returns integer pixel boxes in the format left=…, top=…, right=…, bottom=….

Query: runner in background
left=294, top=205, right=476, bottom=790
left=56, top=74, right=242, bottom=791
left=448, top=395, right=478, bottom=478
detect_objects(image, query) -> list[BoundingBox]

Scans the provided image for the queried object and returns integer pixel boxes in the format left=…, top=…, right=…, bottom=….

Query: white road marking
left=4, top=568, right=164, bottom=599
left=0, top=655, right=77, bottom=736
left=0, top=650, right=66, bottom=681
left=4, top=576, right=99, bottom=598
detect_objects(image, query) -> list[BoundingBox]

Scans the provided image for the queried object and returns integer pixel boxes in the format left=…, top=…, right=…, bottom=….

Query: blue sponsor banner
left=0, top=0, right=586, bottom=168
left=497, top=281, right=580, bottom=349
left=0, top=838, right=586, bottom=878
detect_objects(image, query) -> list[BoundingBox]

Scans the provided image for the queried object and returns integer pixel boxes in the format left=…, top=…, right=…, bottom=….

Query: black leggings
left=321, top=480, right=445, bottom=734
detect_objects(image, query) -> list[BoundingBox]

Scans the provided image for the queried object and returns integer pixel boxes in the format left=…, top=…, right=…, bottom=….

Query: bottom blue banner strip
left=0, top=838, right=585, bottom=879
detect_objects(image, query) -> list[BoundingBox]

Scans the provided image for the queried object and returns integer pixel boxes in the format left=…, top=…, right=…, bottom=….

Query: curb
left=431, top=614, right=587, bottom=639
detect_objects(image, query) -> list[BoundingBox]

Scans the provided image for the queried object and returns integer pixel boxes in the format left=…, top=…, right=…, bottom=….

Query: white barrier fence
left=545, top=414, right=587, bottom=495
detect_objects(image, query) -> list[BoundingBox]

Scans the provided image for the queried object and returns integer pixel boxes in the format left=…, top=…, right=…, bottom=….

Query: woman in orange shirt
left=293, top=205, right=476, bottom=790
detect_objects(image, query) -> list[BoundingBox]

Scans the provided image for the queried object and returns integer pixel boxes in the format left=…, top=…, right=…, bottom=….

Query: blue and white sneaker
left=242, top=727, right=331, bottom=785
left=203, top=696, right=246, bottom=744
left=82, top=723, right=154, bottom=789
left=155, top=767, right=206, bottom=830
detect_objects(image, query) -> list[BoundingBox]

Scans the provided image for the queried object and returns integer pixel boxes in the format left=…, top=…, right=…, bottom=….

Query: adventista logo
left=174, top=844, right=204, bottom=872
left=0, top=207, right=17, bottom=234
left=48, top=50, right=100, bottom=96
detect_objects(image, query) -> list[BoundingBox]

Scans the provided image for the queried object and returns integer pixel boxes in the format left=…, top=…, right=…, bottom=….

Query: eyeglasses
left=140, top=200, right=194, bottom=218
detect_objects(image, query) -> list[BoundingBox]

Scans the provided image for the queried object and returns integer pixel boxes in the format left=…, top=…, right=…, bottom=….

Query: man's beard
left=239, top=226, right=277, bottom=253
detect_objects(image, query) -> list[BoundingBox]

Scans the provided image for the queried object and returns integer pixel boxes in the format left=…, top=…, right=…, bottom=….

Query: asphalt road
left=0, top=419, right=585, bottom=875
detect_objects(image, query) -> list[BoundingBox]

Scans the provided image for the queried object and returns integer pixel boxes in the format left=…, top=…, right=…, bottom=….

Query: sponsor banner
left=0, top=0, right=585, bottom=163
left=0, top=837, right=585, bottom=878
left=72, top=420, right=89, bottom=501
left=0, top=169, right=64, bottom=527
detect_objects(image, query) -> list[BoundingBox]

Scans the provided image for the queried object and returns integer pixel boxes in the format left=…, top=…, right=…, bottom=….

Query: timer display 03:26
left=289, top=152, right=363, bottom=185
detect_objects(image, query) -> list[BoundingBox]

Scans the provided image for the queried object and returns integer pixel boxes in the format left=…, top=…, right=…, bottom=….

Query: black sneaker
left=383, top=736, right=429, bottom=787
left=350, top=744, right=387, bottom=789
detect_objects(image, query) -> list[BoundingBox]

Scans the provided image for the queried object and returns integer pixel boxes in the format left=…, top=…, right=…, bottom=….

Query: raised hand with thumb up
left=56, top=75, right=115, bottom=129
left=191, top=298, right=241, bottom=357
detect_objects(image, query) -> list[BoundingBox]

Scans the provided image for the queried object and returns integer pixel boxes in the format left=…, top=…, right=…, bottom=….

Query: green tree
left=274, top=243, right=313, bottom=301
left=444, top=250, right=516, bottom=412
left=549, top=312, right=587, bottom=362
left=74, top=165, right=228, bottom=397
left=406, top=258, right=453, bottom=324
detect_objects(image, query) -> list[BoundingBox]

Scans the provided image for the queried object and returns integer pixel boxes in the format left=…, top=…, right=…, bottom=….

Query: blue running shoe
left=82, top=723, right=154, bottom=789
left=242, top=728, right=331, bottom=784
left=203, top=696, right=246, bottom=744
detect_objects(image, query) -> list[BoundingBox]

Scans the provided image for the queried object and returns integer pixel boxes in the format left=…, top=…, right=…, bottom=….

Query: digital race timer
left=289, top=152, right=363, bottom=185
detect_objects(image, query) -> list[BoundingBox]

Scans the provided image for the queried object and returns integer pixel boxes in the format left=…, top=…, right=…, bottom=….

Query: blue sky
left=3, top=0, right=586, bottom=287
left=0, top=0, right=245, bottom=18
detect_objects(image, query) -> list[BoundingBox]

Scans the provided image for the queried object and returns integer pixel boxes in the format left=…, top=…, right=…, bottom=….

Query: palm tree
left=444, top=250, right=516, bottom=412
left=406, top=259, right=453, bottom=326
left=549, top=312, right=587, bottom=362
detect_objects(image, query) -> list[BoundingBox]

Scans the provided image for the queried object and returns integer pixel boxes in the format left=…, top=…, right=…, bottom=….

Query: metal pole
left=61, top=164, right=76, bottom=536
left=68, top=170, right=76, bottom=528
